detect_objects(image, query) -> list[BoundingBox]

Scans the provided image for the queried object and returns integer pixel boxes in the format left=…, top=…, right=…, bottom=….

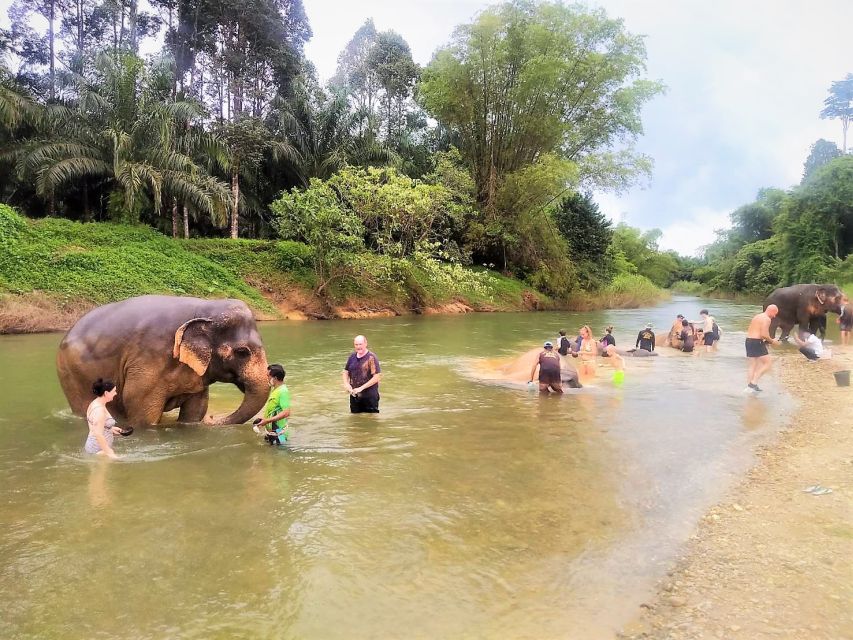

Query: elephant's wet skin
left=56, top=295, right=270, bottom=426
left=764, top=284, right=845, bottom=341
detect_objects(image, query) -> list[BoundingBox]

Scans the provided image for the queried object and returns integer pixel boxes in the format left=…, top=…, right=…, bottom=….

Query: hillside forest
left=1, top=0, right=851, bottom=309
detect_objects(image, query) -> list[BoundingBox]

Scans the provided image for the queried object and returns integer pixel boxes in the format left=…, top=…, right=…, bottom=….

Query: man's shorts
left=841, top=318, right=853, bottom=331
left=745, top=338, right=768, bottom=358
left=539, top=369, right=561, bottom=386
left=704, top=333, right=715, bottom=346
left=350, top=393, right=380, bottom=414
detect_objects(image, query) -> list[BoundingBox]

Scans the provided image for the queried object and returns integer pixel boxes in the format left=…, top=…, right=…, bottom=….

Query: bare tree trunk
left=83, top=180, right=90, bottom=221
left=171, top=198, right=179, bottom=238
left=182, top=204, right=189, bottom=238
left=48, top=0, right=55, bottom=101
left=230, top=166, right=240, bottom=239
left=127, top=0, right=138, bottom=52
left=76, top=0, right=83, bottom=64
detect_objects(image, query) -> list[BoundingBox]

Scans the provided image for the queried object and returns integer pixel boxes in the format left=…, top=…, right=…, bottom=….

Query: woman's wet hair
left=267, top=364, right=285, bottom=381
left=605, top=325, right=613, bottom=333
left=559, top=329, right=567, bottom=336
left=580, top=325, right=592, bottom=337
left=92, top=378, right=116, bottom=397
left=682, top=319, right=690, bottom=327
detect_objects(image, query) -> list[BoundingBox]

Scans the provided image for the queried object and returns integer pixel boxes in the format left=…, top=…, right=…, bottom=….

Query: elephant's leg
left=778, top=322, right=793, bottom=341
left=177, top=389, right=209, bottom=423
left=769, top=317, right=779, bottom=340
left=121, top=382, right=168, bottom=426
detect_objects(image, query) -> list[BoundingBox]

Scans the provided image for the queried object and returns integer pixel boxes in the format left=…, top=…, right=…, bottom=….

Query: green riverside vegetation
left=0, top=204, right=552, bottom=324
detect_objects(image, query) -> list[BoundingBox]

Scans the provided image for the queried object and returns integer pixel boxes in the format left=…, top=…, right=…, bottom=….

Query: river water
left=0, top=296, right=797, bottom=639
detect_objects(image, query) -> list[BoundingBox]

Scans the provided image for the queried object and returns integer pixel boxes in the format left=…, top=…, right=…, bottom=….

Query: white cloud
left=655, top=207, right=732, bottom=257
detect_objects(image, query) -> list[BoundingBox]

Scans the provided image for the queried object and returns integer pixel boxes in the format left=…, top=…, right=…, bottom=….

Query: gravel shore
left=620, top=348, right=853, bottom=640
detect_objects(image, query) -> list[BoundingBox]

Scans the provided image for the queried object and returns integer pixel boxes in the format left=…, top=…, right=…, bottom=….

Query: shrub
left=670, top=280, right=705, bottom=295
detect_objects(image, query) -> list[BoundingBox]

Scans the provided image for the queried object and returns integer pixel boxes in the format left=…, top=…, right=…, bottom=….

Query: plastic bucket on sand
left=833, top=370, right=851, bottom=387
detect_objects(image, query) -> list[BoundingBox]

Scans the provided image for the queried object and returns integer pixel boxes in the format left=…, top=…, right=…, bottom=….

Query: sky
left=3, top=0, right=851, bottom=256
left=301, top=0, right=853, bottom=255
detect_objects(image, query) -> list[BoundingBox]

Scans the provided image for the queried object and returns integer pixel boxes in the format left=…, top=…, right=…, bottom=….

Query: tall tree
left=552, top=192, right=613, bottom=288
left=803, top=138, right=842, bottom=182
left=419, top=0, right=664, bottom=213
left=366, top=30, right=418, bottom=143
left=821, top=73, right=853, bottom=153
left=330, top=18, right=378, bottom=130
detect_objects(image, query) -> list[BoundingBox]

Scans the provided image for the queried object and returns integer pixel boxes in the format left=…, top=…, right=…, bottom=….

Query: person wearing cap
left=636, top=323, right=656, bottom=352
left=666, top=314, right=685, bottom=348
left=529, top=341, right=563, bottom=394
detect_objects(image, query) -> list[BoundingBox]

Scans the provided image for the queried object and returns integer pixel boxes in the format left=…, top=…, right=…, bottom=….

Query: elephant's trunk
left=212, top=381, right=268, bottom=425
left=211, top=353, right=270, bottom=425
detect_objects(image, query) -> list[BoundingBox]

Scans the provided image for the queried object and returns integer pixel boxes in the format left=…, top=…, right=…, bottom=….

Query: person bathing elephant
left=763, top=284, right=844, bottom=341
left=57, top=295, right=270, bottom=426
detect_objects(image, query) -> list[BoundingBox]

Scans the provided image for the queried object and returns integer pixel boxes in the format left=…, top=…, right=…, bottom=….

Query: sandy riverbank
left=620, top=348, right=853, bottom=640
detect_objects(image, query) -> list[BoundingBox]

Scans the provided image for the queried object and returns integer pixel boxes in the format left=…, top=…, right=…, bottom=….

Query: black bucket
left=833, top=370, right=851, bottom=387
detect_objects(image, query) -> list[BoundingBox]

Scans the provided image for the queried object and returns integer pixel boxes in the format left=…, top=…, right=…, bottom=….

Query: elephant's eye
left=234, top=346, right=252, bottom=358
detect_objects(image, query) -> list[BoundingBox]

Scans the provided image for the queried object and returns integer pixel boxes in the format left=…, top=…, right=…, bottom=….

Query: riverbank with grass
left=0, top=206, right=657, bottom=333
left=0, top=205, right=669, bottom=333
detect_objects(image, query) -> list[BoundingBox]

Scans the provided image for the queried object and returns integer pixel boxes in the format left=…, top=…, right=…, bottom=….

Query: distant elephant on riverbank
left=763, top=284, right=844, bottom=340
left=57, top=296, right=270, bottom=426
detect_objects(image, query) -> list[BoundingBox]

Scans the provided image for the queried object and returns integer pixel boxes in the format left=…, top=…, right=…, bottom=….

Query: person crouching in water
left=680, top=319, right=695, bottom=353
left=557, top=329, right=574, bottom=371
left=255, top=364, right=291, bottom=445
left=530, top=341, right=563, bottom=394
left=791, top=330, right=824, bottom=361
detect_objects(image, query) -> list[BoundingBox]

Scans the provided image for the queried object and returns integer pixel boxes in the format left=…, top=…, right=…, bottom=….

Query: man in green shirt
left=255, top=364, right=291, bottom=445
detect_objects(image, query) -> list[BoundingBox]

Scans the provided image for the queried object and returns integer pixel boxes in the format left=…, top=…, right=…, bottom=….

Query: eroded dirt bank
left=0, top=289, right=536, bottom=334
left=621, top=350, right=853, bottom=640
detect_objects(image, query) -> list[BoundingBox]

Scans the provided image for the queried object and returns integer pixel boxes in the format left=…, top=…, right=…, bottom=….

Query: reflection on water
left=0, top=296, right=802, bottom=638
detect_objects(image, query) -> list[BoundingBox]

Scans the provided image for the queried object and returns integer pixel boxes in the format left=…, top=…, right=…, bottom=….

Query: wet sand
left=621, top=348, right=853, bottom=640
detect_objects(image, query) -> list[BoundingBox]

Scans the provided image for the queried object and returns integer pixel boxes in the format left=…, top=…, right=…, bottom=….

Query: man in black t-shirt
left=529, top=341, right=563, bottom=394
left=636, top=323, right=655, bottom=352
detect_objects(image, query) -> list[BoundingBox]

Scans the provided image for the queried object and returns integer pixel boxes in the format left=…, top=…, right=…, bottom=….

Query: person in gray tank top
left=84, top=379, right=124, bottom=459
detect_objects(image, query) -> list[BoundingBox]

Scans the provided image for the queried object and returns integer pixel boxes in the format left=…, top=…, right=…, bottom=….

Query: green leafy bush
left=670, top=280, right=705, bottom=295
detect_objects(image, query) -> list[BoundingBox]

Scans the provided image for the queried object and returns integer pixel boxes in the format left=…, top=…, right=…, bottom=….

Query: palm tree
left=821, top=73, right=853, bottom=154
left=13, top=52, right=230, bottom=225
left=269, top=85, right=396, bottom=187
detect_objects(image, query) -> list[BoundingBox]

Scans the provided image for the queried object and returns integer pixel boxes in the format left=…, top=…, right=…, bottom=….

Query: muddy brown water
left=0, top=297, right=806, bottom=639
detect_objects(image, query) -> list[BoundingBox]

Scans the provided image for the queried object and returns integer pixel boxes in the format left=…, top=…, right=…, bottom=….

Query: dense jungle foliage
left=683, top=151, right=853, bottom=297
left=2, top=1, right=848, bottom=306
left=0, top=0, right=679, bottom=304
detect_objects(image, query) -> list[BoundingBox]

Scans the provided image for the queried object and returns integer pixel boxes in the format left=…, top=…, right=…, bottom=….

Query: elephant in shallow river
left=763, top=284, right=844, bottom=340
left=57, top=295, right=270, bottom=426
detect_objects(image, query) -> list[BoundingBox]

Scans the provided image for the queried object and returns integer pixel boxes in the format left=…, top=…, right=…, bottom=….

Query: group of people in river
left=84, top=334, right=383, bottom=458
left=663, top=309, right=721, bottom=353
left=84, top=296, right=852, bottom=454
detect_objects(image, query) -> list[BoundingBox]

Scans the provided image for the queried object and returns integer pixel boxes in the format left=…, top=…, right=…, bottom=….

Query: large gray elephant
left=763, top=284, right=844, bottom=340
left=57, top=295, right=270, bottom=425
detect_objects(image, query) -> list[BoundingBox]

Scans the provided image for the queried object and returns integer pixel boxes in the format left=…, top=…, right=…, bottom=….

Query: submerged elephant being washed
left=57, top=295, right=270, bottom=425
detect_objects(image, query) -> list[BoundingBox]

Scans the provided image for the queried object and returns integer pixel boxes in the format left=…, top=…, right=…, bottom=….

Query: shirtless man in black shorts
left=745, top=304, right=780, bottom=393
left=530, top=341, right=563, bottom=394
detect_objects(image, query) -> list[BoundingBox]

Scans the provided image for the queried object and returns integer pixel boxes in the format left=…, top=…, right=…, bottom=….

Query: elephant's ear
left=173, top=317, right=214, bottom=376
left=816, top=288, right=827, bottom=305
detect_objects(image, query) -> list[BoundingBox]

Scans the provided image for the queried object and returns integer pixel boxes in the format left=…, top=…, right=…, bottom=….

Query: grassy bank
left=0, top=206, right=551, bottom=332
left=569, top=273, right=670, bottom=311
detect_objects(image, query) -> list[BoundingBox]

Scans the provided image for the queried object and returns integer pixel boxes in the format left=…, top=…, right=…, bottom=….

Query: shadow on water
left=0, top=296, right=798, bottom=638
